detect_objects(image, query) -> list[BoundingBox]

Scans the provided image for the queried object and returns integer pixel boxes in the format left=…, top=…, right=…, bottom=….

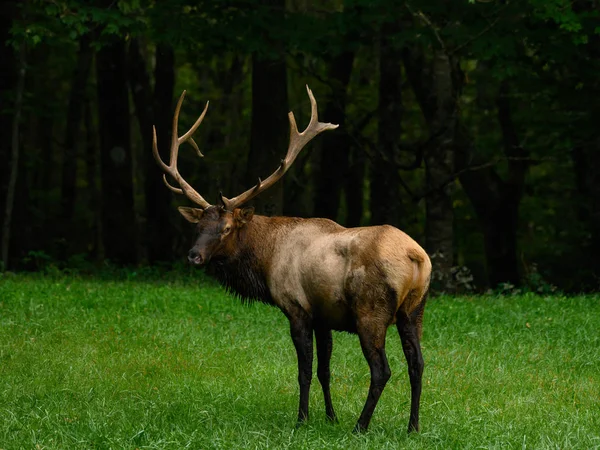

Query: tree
left=1, top=40, right=25, bottom=270
left=128, top=38, right=176, bottom=263
left=370, top=21, right=404, bottom=227
left=0, top=0, right=18, bottom=263
left=455, top=81, right=528, bottom=286
left=403, top=39, right=458, bottom=289
left=96, top=38, right=136, bottom=263
left=60, top=34, right=93, bottom=227
left=245, top=0, right=289, bottom=216
left=312, top=50, right=356, bottom=222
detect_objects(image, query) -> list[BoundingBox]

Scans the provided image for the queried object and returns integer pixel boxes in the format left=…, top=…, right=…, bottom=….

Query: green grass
left=1, top=272, right=599, bottom=449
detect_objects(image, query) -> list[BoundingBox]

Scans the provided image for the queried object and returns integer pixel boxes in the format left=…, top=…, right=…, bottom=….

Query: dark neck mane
left=206, top=215, right=282, bottom=305
left=207, top=249, right=273, bottom=304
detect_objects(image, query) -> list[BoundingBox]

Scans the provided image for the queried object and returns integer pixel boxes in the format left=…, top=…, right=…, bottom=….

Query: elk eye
left=222, top=226, right=231, bottom=235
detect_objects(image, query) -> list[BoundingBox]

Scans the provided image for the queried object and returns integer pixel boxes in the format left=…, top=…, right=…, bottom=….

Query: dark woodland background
left=1, top=0, right=599, bottom=292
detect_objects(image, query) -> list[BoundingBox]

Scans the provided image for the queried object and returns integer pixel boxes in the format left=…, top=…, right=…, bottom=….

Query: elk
left=152, top=86, right=432, bottom=433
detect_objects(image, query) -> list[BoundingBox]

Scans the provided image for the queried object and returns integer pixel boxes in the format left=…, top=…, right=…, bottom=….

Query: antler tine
left=162, top=174, right=183, bottom=194
left=180, top=101, right=209, bottom=144
left=152, top=91, right=211, bottom=209
left=168, top=90, right=186, bottom=166
left=221, top=85, right=338, bottom=211
left=152, top=125, right=170, bottom=173
left=188, top=137, right=204, bottom=158
left=285, top=85, right=338, bottom=167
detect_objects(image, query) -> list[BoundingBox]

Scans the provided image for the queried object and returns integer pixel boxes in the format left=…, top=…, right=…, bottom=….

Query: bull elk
left=152, top=86, right=432, bottom=433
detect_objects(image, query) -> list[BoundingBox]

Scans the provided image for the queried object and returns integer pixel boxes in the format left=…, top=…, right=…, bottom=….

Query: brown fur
left=182, top=206, right=431, bottom=432
left=162, top=87, right=430, bottom=432
left=187, top=210, right=431, bottom=325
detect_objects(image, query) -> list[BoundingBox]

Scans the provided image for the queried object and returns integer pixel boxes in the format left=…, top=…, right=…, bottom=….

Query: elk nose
left=188, top=250, right=204, bottom=265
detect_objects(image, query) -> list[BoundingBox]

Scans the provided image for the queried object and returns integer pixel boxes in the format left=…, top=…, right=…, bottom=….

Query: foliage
left=10, top=0, right=146, bottom=47
left=1, top=0, right=599, bottom=291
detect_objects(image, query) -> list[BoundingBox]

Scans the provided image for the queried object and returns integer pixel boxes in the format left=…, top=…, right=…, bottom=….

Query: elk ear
left=178, top=207, right=204, bottom=223
left=234, top=207, right=254, bottom=225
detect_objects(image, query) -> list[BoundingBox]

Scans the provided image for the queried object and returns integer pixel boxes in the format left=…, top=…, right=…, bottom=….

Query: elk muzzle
left=188, top=248, right=207, bottom=265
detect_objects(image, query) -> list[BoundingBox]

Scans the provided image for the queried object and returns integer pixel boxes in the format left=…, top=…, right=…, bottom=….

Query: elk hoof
left=352, top=422, right=368, bottom=433
left=295, top=413, right=308, bottom=429
left=407, top=422, right=420, bottom=433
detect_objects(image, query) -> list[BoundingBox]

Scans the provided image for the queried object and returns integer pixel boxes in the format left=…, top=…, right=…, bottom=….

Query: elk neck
left=207, top=214, right=301, bottom=305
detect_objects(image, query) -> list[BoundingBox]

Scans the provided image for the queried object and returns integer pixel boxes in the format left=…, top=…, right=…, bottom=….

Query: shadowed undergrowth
left=1, top=272, right=599, bottom=449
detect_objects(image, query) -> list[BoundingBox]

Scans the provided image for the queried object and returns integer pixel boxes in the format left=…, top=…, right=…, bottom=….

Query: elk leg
left=353, top=322, right=390, bottom=433
left=290, top=316, right=314, bottom=424
left=396, top=308, right=425, bottom=433
left=315, top=327, right=337, bottom=422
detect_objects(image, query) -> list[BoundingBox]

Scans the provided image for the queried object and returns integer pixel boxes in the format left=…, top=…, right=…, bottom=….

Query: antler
left=152, top=90, right=212, bottom=209
left=221, top=85, right=338, bottom=211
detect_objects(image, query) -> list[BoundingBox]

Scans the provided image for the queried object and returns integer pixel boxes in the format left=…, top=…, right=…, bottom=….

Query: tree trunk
left=345, top=145, right=365, bottom=227
left=403, top=44, right=457, bottom=288
left=96, top=39, right=136, bottom=264
left=30, top=110, right=54, bottom=254
left=220, top=54, right=245, bottom=199
left=312, top=50, right=355, bottom=222
left=572, top=137, right=600, bottom=283
left=371, top=24, right=403, bottom=227
left=128, top=39, right=176, bottom=262
left=84, top=91, right=102, bottom=261
left=571, top=29, right=600, bottom=284
left=150, top=44, right=176, bottom=261
left=423, top=50, right=457, bottom=289
left=246, top=53, right=288, bottom=216
left=60, top=34, right=93, bottom=224
left=0, top=0, right=17, bottom=235
left=584, top=138, right=600, bottom=276
left=1, top=41, right=26, bottom=270
left=454, top=81, right=526, bottom=287
left=482, top=197, right=520, bottom=286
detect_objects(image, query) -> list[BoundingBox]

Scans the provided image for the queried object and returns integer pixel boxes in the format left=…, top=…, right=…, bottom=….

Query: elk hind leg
left=315, top=326, right=337, bottom=422
left=396, top=293, right=427, bottom=433
left=353, top=320, right=391, bottom=433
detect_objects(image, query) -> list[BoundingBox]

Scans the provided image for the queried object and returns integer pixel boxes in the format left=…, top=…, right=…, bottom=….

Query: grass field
left=1, top=272, right=599, bottom=449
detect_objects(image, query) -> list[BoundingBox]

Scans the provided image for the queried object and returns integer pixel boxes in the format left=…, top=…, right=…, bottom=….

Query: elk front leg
left=397, top=309, right=425, bottom=433
left=289, top=315, right=314, bottom=424
left=353, top=320, right=391, bottom=433
left=315, top=327, right=337, bottom=422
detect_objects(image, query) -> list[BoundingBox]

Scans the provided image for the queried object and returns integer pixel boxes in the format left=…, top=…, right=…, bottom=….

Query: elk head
left=152, top=85, right=338, bottom=266
left=178, top=205, right=254, bottom=265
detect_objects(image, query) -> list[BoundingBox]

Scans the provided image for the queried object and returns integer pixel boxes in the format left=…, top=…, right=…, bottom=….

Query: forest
left=1, top=0, right=599, bottom=292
